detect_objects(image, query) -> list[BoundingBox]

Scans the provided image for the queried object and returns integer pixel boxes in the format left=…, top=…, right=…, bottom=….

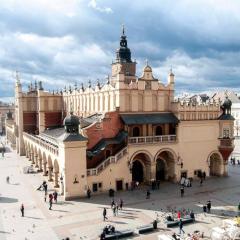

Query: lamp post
left=177, top=153, right=183, bottom=168
left=60, top=174, right=64, bottom=196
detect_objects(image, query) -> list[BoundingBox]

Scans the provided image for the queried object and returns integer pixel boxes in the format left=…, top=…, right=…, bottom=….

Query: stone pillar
left=43, top=162, right=47, bottom=176
left=54, top=172, right=59, bottom=188
left=35, top=154, right=39, bottom=168
left=48, top=167, right=53, bottom=182
left=151, top=162, right=156, bottom=180
left=29, top=151, right=32, bottom=161
left=222, top=163, right=228, bottom=177
left=31, top=152, right=35, bottom=164
left=26, top=150, right=29, bottom=158
left=38, top=157, right=43, bottom=172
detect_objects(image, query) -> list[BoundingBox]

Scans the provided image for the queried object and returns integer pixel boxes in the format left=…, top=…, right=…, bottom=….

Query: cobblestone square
left=1, top=136, right=240, bottom=240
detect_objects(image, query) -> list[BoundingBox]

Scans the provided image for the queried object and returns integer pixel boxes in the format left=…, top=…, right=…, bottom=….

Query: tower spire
left=15, top=70, right=20, bottom=85
left=122, top=24, right=125, bottom=36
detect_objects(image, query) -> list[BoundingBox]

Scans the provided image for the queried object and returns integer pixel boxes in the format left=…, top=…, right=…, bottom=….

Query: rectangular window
left=223, top=128, right=230, bottom=138
left=92, top=183, right=98, bottom=192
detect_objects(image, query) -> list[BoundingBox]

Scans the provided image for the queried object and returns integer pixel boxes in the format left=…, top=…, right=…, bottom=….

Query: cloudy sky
left=0, top=0, right=240, bottom=101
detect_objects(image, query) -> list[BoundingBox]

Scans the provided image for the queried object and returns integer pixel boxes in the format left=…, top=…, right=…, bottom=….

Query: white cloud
left=88, top=0, right=113, bottom=13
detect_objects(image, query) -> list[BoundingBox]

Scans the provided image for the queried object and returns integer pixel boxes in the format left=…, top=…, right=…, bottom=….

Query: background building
left=0, top=101, right=14, bottom=135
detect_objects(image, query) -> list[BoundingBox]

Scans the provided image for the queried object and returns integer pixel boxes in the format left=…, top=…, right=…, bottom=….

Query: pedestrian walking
left=200, top=178, right=203, bottom=186
left=203, top=171, right=206, bottom=180
left=53, top=191, right=58, bottom=203
left=43, top=183, right=48, bottom=195
left=180, top=186, right=184, bottom=197
left=87, top=188, right=91, bottom=199
left=119, top=199, right=123, bottom=210
left=103, top=208, right=108, bottom=221
left=49, top=193, right=53, bottom=210
left=179, top=219, right=185, bottom=235
left=6, top=176, right=9, bottom=184
left=177, top=210, right=181, bottom=220
left=146, top=190, right=151, bottom=199
left=116, top=204, right=119, bottom=215
left=157, top=180, right=160, bottom=190
left=112, top=205, right=116, bottom=216
left=111, top=199, right=115, bottom=208
left=20, top=204, right=24, bottom=217
left=44, top=192, right=47, bottom=202
left=207, top=200, right=211, bottom=213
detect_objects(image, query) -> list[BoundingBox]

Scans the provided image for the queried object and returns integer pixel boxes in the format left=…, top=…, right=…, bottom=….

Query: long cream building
left=6, top=28, right=235, bottom=199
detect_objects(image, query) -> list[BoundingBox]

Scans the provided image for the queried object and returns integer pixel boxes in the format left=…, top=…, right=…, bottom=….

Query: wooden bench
left=136, top=224, right=154, bottom=234
left=104, top=229, right=134, bottom=239
left=166, top=217, right=194, bottom=228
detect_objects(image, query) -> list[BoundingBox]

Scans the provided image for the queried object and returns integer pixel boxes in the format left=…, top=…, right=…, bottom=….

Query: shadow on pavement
left=0, top=197, right=18, bottom=203
left=50, top=209, right=69, bottom=213
left=24, top=216, right=43, bottom=220
left=0, top=230, right=11, bottom=234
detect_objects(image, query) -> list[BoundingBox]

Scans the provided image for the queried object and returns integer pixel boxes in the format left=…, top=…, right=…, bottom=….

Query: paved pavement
left=1, top=136, right=240, bottom=240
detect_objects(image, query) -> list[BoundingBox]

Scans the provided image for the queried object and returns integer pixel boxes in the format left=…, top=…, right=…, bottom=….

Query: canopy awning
left=120, top=113, right=179, bottom=125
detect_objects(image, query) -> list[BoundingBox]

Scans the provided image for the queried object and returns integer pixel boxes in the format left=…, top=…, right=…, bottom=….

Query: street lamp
left=60, top=174, right=64, bottom=196
left=177, top=153, right=183, bottom=168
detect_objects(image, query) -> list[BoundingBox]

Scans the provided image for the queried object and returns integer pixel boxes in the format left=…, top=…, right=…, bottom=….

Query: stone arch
left=155, top=148, right=177, bottom=181
left=130, top=150, right=153, bottom=183
left=207, top=151, right=223, bottom=176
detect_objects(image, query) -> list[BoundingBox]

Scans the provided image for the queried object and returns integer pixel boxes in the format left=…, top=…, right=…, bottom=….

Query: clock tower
left=111, top=26, right=136, bottom=85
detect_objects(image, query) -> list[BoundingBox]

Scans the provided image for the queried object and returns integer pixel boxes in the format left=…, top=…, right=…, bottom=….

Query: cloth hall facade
left=6, top=29, right=235, bottom=199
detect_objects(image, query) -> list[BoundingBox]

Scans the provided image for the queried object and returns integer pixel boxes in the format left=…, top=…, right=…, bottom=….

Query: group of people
left=230, top=157, right=240, bottom=165
left=203, top=200, right=212, bottom=213
left=100, top=225, right=115, bottom=239
left=102, top=199, right=124, bottom=221
left=37, top=180, right=58, bottom=210
left=48, top=191, right=58, bottom=210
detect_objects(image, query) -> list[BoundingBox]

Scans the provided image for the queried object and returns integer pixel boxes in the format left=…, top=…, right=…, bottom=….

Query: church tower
left=111, top=26, right=137, bottom=86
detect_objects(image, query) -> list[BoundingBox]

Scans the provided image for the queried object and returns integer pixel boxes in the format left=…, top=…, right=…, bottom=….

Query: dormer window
left=223, top=128, right=230, bottom=138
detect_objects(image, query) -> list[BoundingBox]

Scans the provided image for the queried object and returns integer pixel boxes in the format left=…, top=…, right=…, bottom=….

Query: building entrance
left=132, top=160, right=144, bottom=183
left=156, top=159, right=165, bottom=180
left=209, top=152, right=222, bottom=176
left=155, top=150, right=176, bottom=181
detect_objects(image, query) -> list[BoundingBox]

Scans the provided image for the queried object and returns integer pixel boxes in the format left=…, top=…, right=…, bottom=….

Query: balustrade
left=87, top=147, right=128, bottom=176
left=128, top=135, right=177, bottom=144
left=23, top=132, right=59, bottom=156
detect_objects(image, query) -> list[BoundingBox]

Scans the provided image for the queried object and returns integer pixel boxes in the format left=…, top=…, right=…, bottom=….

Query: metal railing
left=128, top=135, right=177, bottom=144
left=87, top=147, right=128, bottom=176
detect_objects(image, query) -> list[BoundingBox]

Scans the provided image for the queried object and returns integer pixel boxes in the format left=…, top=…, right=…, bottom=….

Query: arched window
left=132, top=126, right=140, bottom=137
left=105, top=150, right=111, bottom=159
left=155, top=126, right=163, bottom=136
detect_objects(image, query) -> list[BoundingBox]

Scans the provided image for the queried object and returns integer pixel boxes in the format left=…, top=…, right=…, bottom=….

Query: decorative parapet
left=171, top=101, right=221, bottom=121
left=23, top=132, right=59, bottom=156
